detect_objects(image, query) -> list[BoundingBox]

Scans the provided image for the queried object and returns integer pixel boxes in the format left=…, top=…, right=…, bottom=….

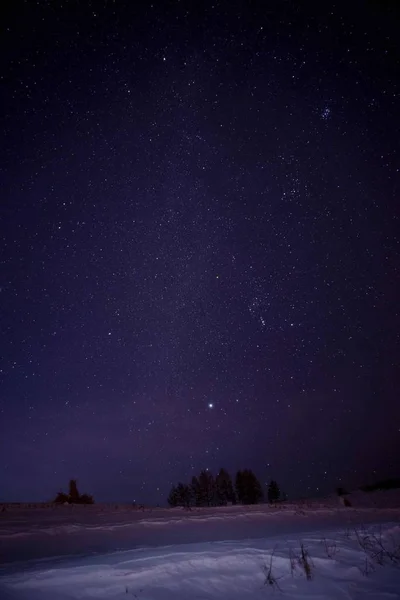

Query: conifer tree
left=167, top=485, right=179, bottom=507
left=267, top=479, right=280, bottom=503
left=54, top=491, right=69, bottom=504
left=176, top=482, right=192, bottom=507
left=198, top=470, right=215, bottom=506
left=235, top=469, right=263, bottom=504
left=79, top=493, right=94, bottom=504
left=53, top=480, right=94, bottom=504
left=215, top=468, right=236, bottom=505
left=235, top=470, right=245, bottom=504
left=182, top=483, right=192, bottom=507
left=69, top=479, right=80, bottom=503
left=191, top=476, right=202, bottom=507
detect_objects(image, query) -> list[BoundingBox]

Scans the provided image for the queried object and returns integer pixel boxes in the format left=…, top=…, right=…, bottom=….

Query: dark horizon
left=1, top=0, right=399, bottom=506
left=1, top=467, right=398, bottom=506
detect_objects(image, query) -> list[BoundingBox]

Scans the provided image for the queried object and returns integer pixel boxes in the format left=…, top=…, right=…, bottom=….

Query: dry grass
left=261, top=549, right=283, bottom=592
left=354, top=525, right=400, bottom=571
left=320, top=536, right=339, bottom=559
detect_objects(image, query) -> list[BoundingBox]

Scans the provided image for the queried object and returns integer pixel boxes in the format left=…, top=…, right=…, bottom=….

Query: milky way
left=1, top=1, right=399, bottom=504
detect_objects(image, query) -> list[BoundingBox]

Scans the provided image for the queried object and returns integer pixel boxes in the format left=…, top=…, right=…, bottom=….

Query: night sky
left=1, top=0, right=399, bottom=505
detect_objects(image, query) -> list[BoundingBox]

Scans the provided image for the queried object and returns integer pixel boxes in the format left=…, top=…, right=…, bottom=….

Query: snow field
left=1, top=492, right=400, bottom=599
left=1, top=523, right=400, bottom=599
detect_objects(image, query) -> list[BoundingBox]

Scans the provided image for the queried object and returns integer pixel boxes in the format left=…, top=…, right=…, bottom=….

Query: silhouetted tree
left=215, top=468, right=236, bottom=505
left=54, top=491, right=69, bottom=504
left=267, top=479, right=280, bottom=503
left=53, top=480, right=94, bottom=504
left=69, top=479, right=80, bottom=503
left=191, top=476, right=202, bottom=507
left=176, top=482, right=192, bottom=507
left=168, top=485, right=179, bottom=507
left=198, top=470, right=215, bottom=506
left=185, top=484, right=193, bottom=506
left=168, top=483, right=192, bottom=507
left=78, top=493, right=94, bottom=505
left=235, top=470, right=245, bottom=504
left=235, top=470, right=263, bottom=504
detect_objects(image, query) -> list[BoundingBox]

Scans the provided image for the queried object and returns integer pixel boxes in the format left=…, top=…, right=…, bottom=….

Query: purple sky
left=1, top=0, right=399, bottom=505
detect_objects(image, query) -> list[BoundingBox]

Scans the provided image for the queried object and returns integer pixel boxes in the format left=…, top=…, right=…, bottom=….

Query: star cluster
left=0, top=0, right=399, bottom=504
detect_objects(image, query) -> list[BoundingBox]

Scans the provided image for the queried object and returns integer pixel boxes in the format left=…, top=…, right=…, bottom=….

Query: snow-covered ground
left=1, top=491, right=399, bottom=599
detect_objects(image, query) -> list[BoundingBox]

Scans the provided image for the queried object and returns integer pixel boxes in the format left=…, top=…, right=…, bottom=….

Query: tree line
left=168, top=468, right=282, bottom=507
